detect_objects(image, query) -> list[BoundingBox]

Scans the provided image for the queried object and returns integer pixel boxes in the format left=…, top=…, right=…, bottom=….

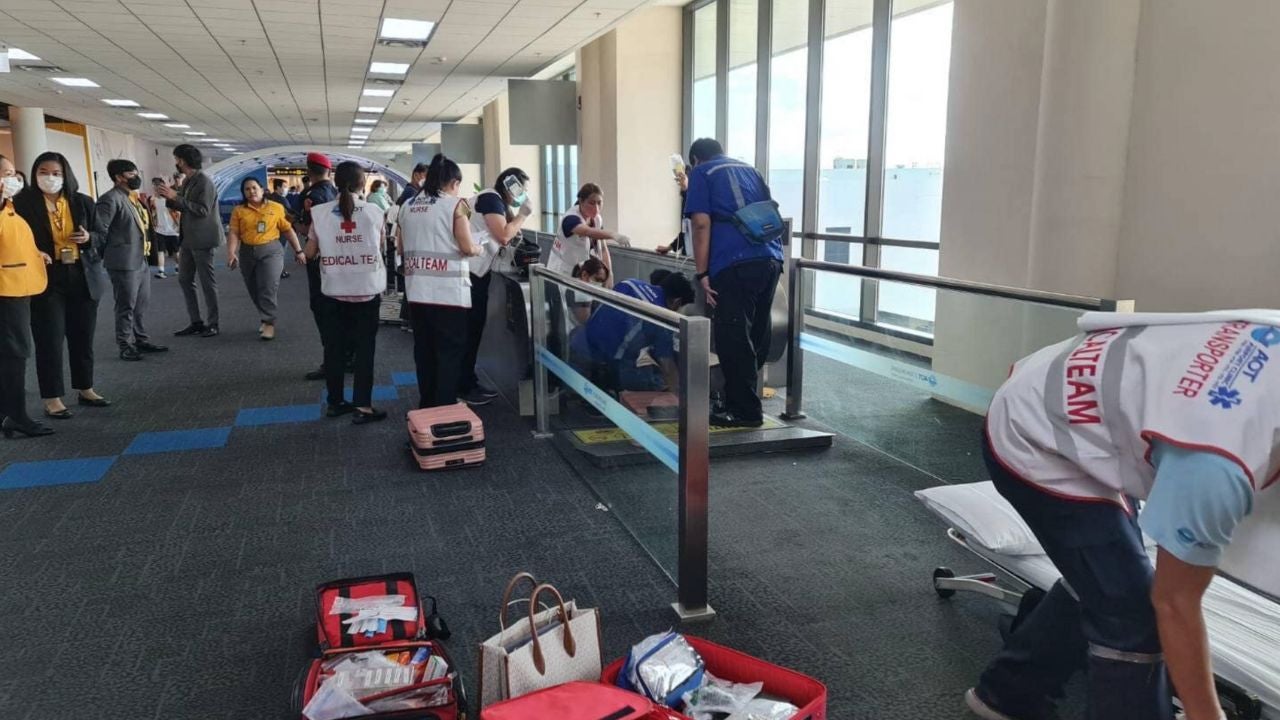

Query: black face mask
left=126, top=176, right=142, bottom=191
left=175, top=163, right=183, bottom=175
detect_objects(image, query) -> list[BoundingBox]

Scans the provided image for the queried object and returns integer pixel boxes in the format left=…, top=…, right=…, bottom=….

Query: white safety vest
left=399, top=191, right=471, bottom=308
left=547, top=207, right=605, bottom=275
left=468, top=189, right=504, bottom=279
left=312, top=199, right=386, bottom=298
left=987, top=310, right=1280, bottom=508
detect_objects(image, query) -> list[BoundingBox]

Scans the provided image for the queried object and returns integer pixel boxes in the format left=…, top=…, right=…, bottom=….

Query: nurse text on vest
left=312, top=200, right=386, bottom=297
left=399, top=192, right=472, bottom=308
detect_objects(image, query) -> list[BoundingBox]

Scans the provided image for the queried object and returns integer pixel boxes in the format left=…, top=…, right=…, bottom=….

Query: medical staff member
left=546, top=183, right=628, bottom=278
left=569, top=272, right=694, bottom=393
left=967, top=311, right=1280, bottom=720
left=684, top=138, right=782, bottom=428
left=304, top=161, right=387, bottom=425
left=398, top=154, right=481, bottom=409
left=460, top=167, right=534, bottom=406
left=0, top=154, right=53, bottom=437
left=226, top=176, right=305, bottom=340
left=297, top=153, right=340, bottom=381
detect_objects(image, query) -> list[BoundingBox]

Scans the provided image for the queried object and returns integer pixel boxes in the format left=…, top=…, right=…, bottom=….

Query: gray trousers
left=238, top=243, right=284, bottom=324
left=108, top=265, right=150, bottom=348
left=179, top=246, right=219, bottom=327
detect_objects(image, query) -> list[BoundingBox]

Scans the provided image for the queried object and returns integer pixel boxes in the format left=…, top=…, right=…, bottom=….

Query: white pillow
left=914, top=482, right=1045, bottom=556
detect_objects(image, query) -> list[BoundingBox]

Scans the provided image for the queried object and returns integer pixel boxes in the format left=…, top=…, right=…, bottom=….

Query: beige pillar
left=9, top=107, right=48, bottom=177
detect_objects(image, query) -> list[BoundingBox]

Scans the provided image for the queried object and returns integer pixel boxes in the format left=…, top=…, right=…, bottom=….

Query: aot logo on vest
left=1190, top=323, right=1274, bottom=411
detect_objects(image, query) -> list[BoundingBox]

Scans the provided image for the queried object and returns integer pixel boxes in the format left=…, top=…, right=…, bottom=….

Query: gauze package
left=620, top=632, right=706, bottom=708
left=682, top=673, right=763, bottom=720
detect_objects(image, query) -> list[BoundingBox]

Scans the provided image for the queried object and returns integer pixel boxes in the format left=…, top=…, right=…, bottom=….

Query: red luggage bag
left=407, top=404, right=485, bottom=470
left=480, top=682, right=689, bottom=720
left=296, top=573, right=466, bottom=720
left=602, top=636, right=827, bottom=720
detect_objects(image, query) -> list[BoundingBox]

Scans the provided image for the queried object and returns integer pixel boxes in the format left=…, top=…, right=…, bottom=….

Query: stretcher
left=916, top=481, right=1280, bottom=720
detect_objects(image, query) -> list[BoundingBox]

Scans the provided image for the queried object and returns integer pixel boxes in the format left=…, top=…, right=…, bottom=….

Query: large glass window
left=692, top=3, right=718, bottom=141
left=726, top=0, right=758, bottom=164
left=766, top=0, right=808, bottom=225
left=816, top=0, right=873, bottom=237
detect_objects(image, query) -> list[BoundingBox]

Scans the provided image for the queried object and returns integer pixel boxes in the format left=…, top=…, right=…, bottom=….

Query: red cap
left=305, top=152, right=332, bottom=169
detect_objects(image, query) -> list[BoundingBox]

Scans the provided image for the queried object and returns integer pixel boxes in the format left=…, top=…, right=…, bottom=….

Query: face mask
left=510, top=192, right=528, bottom=209
left=175, top=163, right=183, bottom=175
left=589, top=279, right=606, bottom=288
left=0, top=176, right=21, bottom=199
left=126, top=176, right=142, bottom=191
left=38, top=175, right=63, bottom=195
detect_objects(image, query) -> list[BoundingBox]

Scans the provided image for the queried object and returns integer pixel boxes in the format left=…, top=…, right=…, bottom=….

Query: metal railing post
left=782, top=259, right=806, bottom=420
left=530, top=266, right=551, bottom=437
left=675, top=315, right=715, bottom=621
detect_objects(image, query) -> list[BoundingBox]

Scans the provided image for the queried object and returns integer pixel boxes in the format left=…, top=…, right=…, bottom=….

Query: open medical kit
left=406, top=404, right=486, bottom=471
left=296, top=572, right=466, bottom=720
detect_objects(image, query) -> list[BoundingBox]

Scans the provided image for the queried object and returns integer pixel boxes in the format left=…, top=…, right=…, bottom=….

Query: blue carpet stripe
left=123, top=427, right=233, bottom=456
left=391, top=371, right=416, bottom=386
left=0, top=456, right=117, bottom=490
left=235, top=404, right=322, bottom=427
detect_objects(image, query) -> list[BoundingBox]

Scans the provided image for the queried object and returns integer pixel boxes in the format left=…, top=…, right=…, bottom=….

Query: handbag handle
left=527, top=583, right=576, bottom=675
left=498, top=572, right=539, bottom=630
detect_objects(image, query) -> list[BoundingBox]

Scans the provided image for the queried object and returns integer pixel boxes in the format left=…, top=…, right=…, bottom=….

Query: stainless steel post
left=782, top=258, right=806, bottom=420
left=530, top=266, right=551, bottom=437
left=674, top=315, right=715, bottom=621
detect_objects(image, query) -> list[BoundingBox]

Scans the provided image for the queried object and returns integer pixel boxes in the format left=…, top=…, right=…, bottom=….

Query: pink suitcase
left=406, top=403, right=486, bottom=470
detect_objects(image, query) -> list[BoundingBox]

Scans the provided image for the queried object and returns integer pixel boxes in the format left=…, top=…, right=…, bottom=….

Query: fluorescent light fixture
left=52, top=77, right=99, bottom=87
left=369, top=61, right=410, bottom=75
left=102, top=99, right=139, bottom=107
left=183, top=131, right=207, bottom=136
left=380, top=18, right=435, bottom=41
left=350, top=130, right=371, bottom=135
left=7, top=48, right=40, bottom=61
left=362, top=88, right=394, bottom=97
left=137, top=112, right=169, bottom=120
left=196, top=138, right=224, bottom=143
left=164, top=123, right=190, bottom=128
left=353, top=118, right=378, bottom=124
left=358, top=106, right=385, bottom=114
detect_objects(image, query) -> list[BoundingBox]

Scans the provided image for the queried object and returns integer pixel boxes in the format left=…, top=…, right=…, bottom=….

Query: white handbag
left=477, top=573, right=583, bottom=708
left=503, top=583, right=603, bottom=700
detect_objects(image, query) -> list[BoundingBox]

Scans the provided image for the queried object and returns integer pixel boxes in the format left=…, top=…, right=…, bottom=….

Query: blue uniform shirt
left=474, top=192, right=507, bottom=217
left=303, top=180, right=338, bottom=226
left=572, top=280, right=674, bottom=364
left=1138, top=441, right=1254, bottom=567
left=683, top=156, right=783, bottom=278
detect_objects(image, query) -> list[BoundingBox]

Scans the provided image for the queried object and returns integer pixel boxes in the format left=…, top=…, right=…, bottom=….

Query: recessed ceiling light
left=362, top=88, right=394, bottom=97
left=102, top=99, right=139, bottom=107
left=184, top=131, right=207, bottom=136
left=6, top=48, right=40, bottom=61
left=353, top=118, right=377, bottom=125
left=380, top=18, right=435, bottom=41
left=358, top=106, right=385, bottom=114
left=137, top=112, right=169, bottom=120
left=196, top=138, right=224, bottom=143
left=52, top=77, right=99, bottom=87
left=370, top=61, right=410, bottom=75
left=164, top=123, right=190, bottom=128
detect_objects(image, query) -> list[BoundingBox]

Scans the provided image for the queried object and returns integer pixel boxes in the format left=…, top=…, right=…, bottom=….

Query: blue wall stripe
left=0, top=456, right=117, bottom=490
left=537, top=347, right=679, bottom=473
left=123, top=427, right=233, bottom=455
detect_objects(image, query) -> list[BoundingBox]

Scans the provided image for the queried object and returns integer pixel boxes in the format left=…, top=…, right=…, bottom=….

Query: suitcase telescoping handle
left=528, top=583, right=577, bottom=675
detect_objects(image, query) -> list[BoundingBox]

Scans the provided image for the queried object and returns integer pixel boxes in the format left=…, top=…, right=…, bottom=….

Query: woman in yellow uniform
left=0, top=154, right=53, bottom=437
left=227, top=176, right=305, bottom=340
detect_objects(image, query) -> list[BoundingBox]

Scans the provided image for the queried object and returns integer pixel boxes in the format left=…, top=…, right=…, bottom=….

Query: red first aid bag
left=480, top=682, right=689, bottom=720
left=406, top=404, right=485, bottom=471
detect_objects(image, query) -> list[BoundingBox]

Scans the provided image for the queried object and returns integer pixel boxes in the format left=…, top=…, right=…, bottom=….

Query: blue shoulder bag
left=712, top=163, right=784, bottom=246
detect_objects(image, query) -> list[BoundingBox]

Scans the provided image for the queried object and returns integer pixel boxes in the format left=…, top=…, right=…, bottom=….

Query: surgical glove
left=613, top=234, right=632, bottom=247
left=518, top=202, right=534, bottom=218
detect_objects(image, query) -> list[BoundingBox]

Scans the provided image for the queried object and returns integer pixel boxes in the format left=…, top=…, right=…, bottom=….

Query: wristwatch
left=695, top=271, right=709, bottom=281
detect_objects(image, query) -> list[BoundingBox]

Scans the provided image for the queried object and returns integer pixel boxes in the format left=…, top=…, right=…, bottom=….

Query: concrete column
left=9, top=107, right=48, bottom=177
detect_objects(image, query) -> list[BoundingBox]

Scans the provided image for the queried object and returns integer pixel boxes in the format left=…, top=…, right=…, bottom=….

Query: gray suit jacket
left=170, top=171, right=223, bottom=250
left=95, top=187, right=148, bottom=273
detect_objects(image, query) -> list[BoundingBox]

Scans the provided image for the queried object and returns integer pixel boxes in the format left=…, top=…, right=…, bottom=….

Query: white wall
left=85, top=125, right=174, bottom=196
left=482, top=92, right=543, bottom=232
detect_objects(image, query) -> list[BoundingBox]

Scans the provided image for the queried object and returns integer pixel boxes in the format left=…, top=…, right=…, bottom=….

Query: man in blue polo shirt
left=571, top=273, right=696, bottom=392
left=684, top=138, right=783, bottom=427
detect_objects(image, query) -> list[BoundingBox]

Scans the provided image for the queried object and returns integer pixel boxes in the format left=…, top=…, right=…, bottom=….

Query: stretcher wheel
left=933, top=567, right=957, bottom=599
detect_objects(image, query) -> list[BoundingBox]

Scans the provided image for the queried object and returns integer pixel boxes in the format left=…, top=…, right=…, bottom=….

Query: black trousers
left=31, top=263, right=98, bottom=398
left=710, top=259, right=782, bottom=421
left=320, top=297, right=379, bottom=408
left=460, top=272, right=492, bottom=393
left=0, top=297, right=34, bottom=425
left=308, top=258, right=355, bottom=368
left=410, top=303, right=468, bottom=408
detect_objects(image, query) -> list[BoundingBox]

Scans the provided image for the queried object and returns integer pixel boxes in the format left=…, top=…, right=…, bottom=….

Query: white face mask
left=0, top=176, right=21, bottom=199
left=37, top=175, right=63, bottom=195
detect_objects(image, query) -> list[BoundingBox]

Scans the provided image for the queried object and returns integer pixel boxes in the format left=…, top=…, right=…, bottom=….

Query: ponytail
left=424, top=153, right=462, bottom=198
left=333, top=161, right=366, bottom=223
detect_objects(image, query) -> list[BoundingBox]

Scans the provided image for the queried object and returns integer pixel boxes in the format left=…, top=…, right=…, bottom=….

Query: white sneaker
left=965, top=689, right=1016, bottom=720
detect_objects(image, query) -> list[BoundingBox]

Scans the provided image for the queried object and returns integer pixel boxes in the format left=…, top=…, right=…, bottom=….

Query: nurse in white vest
left=304, top=161, right=387, bottom=425
left=459, top=167, right=534, bottom=406
left=969, top=310, right=1280, bottom=720
left=396, top=153, right=481, bottom=409
left=545, top=183, right=629, bottom=280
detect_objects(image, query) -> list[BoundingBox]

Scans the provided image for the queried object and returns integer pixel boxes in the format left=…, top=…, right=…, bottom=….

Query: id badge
left=256, top=221, right=267, bottom=234
left=59, top=248, right=75, bottom=264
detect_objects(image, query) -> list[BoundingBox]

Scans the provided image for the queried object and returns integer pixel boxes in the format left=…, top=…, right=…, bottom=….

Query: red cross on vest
left=341, top=218, right=357, bottom=232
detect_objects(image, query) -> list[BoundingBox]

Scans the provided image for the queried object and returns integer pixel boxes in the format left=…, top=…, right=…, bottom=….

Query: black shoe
left=136, top=341, right=169, bottom=353
left=710, top=411, right=763, bottom=428
left=461, top=388, right=493, bottom=406
left=119, top=346, right=143, bottom=361
left=174, top=323, right=206, bottom=337
left=200, top=325, right=220, bottom=337
left=44, top=407, right=73, bottom=420
left=477, top=383, right=500, bottom=399
left=2, top=417, right=54, bottom=438
left=352, top=408, right=387, bottom=425
left=77, top=396, right=112, bottom=408
left=304, top=367, right=326, bottom=381
left=280, top=271, right=290, bottom=279
left=326, top=402, right=355, bottom=417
